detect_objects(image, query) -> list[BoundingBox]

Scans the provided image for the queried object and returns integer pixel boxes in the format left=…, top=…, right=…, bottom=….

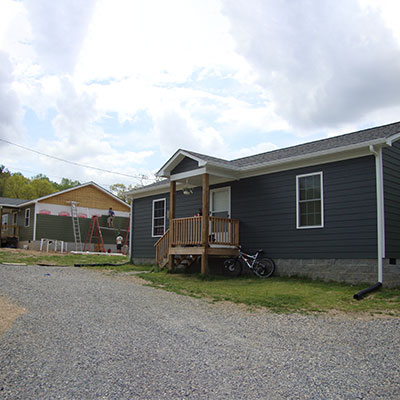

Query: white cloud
left=0, top=51, right=23, bottom=143
left=153, top=110, right=224, bottom=157
left=24, top=0, right=97, bottom=74
left=223, top=0, right=400, bottom=130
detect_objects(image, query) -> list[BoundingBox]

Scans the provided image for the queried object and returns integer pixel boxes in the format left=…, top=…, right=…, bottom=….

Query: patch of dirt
left=0, top=248, right=65, bottom=257
left=0, top=296, right=26, bottom=335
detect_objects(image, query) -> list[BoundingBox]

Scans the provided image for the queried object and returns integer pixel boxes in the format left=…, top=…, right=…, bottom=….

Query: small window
left=25, top=208, right=30, bottom=227
left=152, top=199, right=166, bottom=237
left=296, top=172, right=324, bottom=229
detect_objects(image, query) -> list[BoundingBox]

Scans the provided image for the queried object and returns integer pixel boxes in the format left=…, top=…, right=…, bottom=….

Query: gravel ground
left=0, top=264, right=399, bottom=400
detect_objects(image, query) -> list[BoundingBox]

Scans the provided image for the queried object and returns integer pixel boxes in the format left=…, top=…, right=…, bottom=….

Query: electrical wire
left=0, top=138, right=149, bottom=180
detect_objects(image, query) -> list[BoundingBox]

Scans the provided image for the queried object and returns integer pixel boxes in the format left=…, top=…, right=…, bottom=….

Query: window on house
left=296, top=172, right=323, bottom=228
left=25, top=208, right=30, bottom=227
left=152, top=199, right=166, bottom=237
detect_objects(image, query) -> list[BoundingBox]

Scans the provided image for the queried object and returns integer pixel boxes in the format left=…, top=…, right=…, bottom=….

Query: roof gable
left=19, top=182, right=129, bottom=210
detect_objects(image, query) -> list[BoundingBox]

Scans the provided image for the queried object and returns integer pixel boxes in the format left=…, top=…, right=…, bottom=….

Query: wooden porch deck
left=155, top=216, right=239, bottom=269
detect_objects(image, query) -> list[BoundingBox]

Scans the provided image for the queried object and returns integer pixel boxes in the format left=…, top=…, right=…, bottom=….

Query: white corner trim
left=32, top=202, right=37, bottom=240
left=370, top=145, right=385, bottom=283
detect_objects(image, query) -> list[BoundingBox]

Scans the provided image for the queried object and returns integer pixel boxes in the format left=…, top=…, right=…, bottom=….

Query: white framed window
left=24, top=208, right=30, bottom=227
left=296, top=172, right=324, bottom=229
left=1, top=214, right=8, bottom=225
left=210, top=186, right=231, bottom=218
left=152, top=198, right=166, bottom=237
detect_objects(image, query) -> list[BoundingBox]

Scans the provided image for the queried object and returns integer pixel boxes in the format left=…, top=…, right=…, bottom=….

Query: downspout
left=354, top=145, right=385, bottom=299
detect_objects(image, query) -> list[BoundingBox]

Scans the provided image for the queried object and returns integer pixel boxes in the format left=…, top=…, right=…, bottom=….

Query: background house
left=0, top=197, right=28, bottom=248
left=2, top=182, right=130, bottom=252
left=127, top=122, right=400, bottom=287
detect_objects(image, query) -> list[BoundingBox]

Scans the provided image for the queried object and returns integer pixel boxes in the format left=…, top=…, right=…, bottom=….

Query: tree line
left=0, top=166, right=137, bottom=202
left=0, top=165, right=81, bottom=200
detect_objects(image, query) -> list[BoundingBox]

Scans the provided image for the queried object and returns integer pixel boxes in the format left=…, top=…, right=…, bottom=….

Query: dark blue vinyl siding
left=131, top=188, right=202, bottom=259
left=383, top=141, right=400, bottom=258
left=231, top=156, right=377, bottom=259
left=171, top=157, right=200, bottom=175
left=131, top=194, right=168, bottom=259
left=132, top=155, right=378, bottom=260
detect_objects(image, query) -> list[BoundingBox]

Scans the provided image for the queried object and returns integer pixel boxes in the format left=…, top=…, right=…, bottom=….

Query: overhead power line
left=0, top=138, right=149, bottom=181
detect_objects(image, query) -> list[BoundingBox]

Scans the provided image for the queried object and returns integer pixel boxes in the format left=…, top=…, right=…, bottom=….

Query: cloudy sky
left=1, top=0, right=400, bottom=190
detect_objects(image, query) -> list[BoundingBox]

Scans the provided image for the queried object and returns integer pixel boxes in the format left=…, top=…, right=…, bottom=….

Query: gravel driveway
left=0, top=264, right=399, bottom=399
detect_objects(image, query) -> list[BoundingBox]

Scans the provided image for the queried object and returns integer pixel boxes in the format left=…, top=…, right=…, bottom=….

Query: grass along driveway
left=2, top=249, right=399, bottom=316
left=137, top=272, right=400, bottom=316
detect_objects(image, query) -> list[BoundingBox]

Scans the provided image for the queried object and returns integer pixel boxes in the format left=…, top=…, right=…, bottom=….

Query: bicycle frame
left=238, top=249, right=261, bottom=270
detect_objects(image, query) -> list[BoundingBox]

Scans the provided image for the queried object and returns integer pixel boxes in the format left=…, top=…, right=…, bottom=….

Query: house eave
left=238, top=138, right=389, bottom=176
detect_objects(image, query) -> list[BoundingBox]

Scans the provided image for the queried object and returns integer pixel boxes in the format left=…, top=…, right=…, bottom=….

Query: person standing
left=107, top=208, right=115, bottom=227
left=116, top=233, right=123, bottom=253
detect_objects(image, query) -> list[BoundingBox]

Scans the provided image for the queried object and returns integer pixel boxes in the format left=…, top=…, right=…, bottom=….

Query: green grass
left=137, top=271, right=400, bottom=316
left=3, top=249, right=399, bottom=315
left=0, top=248, right=151, bottom=272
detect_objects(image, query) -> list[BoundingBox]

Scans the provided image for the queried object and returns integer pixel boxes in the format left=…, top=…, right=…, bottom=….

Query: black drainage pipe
left=353, top=282, right=382, bottom=301
left=74, top=262, right=130, bottom=267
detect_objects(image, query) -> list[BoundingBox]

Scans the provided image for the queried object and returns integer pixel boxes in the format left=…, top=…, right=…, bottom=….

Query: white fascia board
left=170, top=168, right=207, bottom=181
left=205, top=165, right=239, bottom=180
left=156, top=150, right=208, bottom=177
left=238, top=139, right=387, bottom=179
left=126, top=183, right=171, bottom=199
left=170, top=165, right=238, bottom=182
left=386, top=132, right=400, bottom=146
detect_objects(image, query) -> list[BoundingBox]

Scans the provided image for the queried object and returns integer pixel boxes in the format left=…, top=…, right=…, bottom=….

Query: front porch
left=154, top=174, right=239, bottom=274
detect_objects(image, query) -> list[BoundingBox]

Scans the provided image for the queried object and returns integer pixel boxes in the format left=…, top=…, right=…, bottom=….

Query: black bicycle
left=224, top=245, right=275, bottom=278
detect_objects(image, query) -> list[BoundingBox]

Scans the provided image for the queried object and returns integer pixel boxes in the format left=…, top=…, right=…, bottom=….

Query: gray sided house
left=1, top=182, right=130, bottom=252
left=127, top=122, right=400, bottom=287
left=0, top=197, right=28, bottom=247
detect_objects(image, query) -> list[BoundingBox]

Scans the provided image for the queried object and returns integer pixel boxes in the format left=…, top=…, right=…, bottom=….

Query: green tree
left=54, top=178, right=81, bottom=191
left=109, top=183, right=134, bottom=202
left=0, top=165, right=11, bottom=197
left=30, top=177, right=57, bottom=198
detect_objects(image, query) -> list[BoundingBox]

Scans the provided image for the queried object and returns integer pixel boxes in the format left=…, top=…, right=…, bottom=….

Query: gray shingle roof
left=231, top=121, right=400, bottom=168
left=183, top=121, right=400, bottom=169
left=134, top=121, right=400, bottom=195
left=0, top=197, right=28, bottom=207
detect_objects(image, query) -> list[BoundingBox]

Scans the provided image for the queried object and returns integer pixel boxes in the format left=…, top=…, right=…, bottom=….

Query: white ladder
left=70, top=202, right=82, bottom=251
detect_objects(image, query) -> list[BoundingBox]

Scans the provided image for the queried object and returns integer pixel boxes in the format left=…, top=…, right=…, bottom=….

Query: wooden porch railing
left=155, top=228, right=170, bottom=266
left=172, top=216, right=202, bottom=245
left=154, top=217, right=239, bottom=266
left=208, top=217, right=239, bottom=246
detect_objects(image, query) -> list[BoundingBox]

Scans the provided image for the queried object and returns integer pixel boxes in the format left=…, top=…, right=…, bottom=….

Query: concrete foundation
left=137, top=255, right=400, bottom=288
left=273, top=258, right=400, bottom=288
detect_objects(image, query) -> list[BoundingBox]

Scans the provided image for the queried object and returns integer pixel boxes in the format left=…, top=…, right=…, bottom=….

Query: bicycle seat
left=257, top=249, right=264, bottom=253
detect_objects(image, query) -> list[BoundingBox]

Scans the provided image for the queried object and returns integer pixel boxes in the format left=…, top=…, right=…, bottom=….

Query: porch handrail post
left=201, top=173, right=210, bottom=274
left=168, top=181, right=176, bottom=270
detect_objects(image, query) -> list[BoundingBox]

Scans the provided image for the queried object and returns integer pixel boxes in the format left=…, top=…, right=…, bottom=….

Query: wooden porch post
left=201, top=173, right=210, bottom=275
left=168, top=181, right=176, bottom=271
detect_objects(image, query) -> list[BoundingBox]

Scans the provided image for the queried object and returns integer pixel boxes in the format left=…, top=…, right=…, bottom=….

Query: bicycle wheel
left=253, top=258, right=275, bottom=278
left=223, top=258, right=242, bottom=277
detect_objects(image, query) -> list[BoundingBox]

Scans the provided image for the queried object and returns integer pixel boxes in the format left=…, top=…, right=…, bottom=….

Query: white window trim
left=296, top=171, right=324, bottom=229
left=210, top=186, right=231, bottom=218
left=24, top=208, right=30, bottom=227
left=152, top=198, right=166, bottom=237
